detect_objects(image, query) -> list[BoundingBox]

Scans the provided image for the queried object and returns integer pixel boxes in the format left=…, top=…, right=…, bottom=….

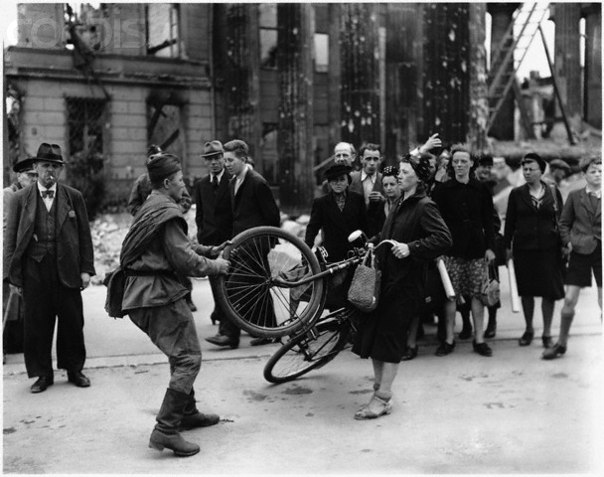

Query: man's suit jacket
left=193, top=170, right=233, bottom=245
left=304, top=190, right=368, bottom=262
left=3, top=182, right=95, bottom=288
left=230, top=168, right=280, bottom=237
left=349, top=171, right=384, bottom=202
left=559, top=188, right=601, bottom=255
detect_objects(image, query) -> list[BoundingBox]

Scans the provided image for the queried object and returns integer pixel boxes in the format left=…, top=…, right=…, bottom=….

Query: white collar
left=235, top=164, right=249, bottom=182
left=38, top=182, right=57, bottom=196
left=586, top=185, right=601, bottom=199
left=361, top=170, right=376, bottom=182
left=211, top=169, right=225, bottom=182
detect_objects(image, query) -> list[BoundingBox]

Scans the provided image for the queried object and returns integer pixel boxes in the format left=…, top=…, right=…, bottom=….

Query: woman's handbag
left=481, top=262, right=500, bottom=307
left=347, top=249, right=381, bottom=313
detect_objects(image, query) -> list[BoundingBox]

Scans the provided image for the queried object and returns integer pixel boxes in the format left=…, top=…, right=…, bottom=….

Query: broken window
left=146, top=3, right=181, bottom=57
left=314, top=33, right=329, bottom=73
left=66, top=97, right=107, bottom=157
left=259, top=4, right=278, bottom=69
left=147, top=102, right=184, bottom=162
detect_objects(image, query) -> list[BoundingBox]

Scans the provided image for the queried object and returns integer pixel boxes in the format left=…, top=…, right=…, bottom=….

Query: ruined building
left=4, top=3, right=601, bottom=214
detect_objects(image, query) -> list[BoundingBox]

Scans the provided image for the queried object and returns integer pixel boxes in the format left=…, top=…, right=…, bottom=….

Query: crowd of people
left=2, top=135, right=601, bottom=454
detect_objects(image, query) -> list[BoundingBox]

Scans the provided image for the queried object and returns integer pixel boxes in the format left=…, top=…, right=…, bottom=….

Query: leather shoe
left=518, top=330, right=534, bottom=346
left=205, top=334, right=239, bottom=349
left=31, top=376, right=53, bottom=393
left=435, top=341, right=455, bottom=357
left=401, top=345, right=418, bottom=361
left=458, top=327, right=473, bottom=340
left=472, top=340, right=493, bottom=357
left=67, top=371, right=91, bottom=387
left=542, top=342, right=567, bottom=360
left=250, top=337, right=275, bottom=346
left=484, top=325, right=496, bottom=339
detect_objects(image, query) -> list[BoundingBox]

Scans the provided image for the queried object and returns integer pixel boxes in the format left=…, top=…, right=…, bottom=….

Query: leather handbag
left=347, top=249, right=381, bottom=313
left=481, top=262, right=500, bottom=307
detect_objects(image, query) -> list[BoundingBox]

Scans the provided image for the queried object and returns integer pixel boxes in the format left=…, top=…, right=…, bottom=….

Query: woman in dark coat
left=504, top=153, right=564, bottom=348
left=305, top=164, right=368, bottom=262
left=353, top=155, right=452, bottom=420
left=305, top=164, right=368, bottom=308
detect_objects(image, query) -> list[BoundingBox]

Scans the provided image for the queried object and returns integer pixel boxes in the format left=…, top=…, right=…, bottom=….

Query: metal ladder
left=487, top=2, right=550, bottom=132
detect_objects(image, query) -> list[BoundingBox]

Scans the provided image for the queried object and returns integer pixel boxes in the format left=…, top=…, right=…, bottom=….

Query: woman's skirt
left=352, top=283, right=421, bottom=364
left=513, top=248, right=564, bottom=299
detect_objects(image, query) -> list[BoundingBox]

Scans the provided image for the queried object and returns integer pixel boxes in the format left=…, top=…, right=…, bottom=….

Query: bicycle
left=215, top=226, right=389, bottom=383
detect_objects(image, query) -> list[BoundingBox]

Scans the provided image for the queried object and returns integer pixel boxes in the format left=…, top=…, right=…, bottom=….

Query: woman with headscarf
left=352, top=154, right=452, bottom=420
left=504, top=152, right=564, bottom=349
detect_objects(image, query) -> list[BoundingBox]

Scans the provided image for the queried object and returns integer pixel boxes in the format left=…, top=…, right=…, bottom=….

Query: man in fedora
left=192, top=140, right=232, bottom=326
left=205, top=139, right=280, bottom=348
left=4, top=143, right=95, bottom=393
left=3, top=156, right=38, bottom=358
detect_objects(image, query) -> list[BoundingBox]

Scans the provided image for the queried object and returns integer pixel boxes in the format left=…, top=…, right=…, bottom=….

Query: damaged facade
left=4, top=3, right=602, bottom=214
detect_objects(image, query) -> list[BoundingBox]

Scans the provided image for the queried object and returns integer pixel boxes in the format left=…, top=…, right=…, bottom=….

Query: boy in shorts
left=543, top=156, right=602, bottom=359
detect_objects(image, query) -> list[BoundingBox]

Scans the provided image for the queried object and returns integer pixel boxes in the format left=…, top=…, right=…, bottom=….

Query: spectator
left=305, top=164, right=367, bottom=262
left=353, top=154, right=451, bottom=419
left=205, top=139, right=280, bottom=349
left=350, top=143, right=385, bottom=207
left=192, top=141, right=233, bottom=326
left=504, top=153, right=564, bottom=349
left=543, top=156, right=602, bottom=359
left=119, top=152, right=229, bottom=457
left=431, top=144, right=496, bottom=357
left=367, top=165, right=401, bottom=237
left=543, top=158, right=571, bottom=188
left=3, top=157, right=38, bottom=358
left=3, top=143, right=95, bottom=393
left=305, top=163, right=368, bottom=309
left=127, top=145, right=197, bottom=312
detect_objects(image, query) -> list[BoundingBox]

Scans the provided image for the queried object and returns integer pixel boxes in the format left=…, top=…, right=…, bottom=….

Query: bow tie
left=41, top=190, right=54, bottom=199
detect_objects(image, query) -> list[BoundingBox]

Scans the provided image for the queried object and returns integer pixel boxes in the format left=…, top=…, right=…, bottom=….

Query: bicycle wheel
left=216, top=226, right=326, bottom=338
left=263, top=315, right=351, bottom=384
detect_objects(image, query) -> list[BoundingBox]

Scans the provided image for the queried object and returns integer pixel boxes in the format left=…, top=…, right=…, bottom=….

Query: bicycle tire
left=263, top=317, right=351, bottom=384
left=216, top=226, right=326, bottom=338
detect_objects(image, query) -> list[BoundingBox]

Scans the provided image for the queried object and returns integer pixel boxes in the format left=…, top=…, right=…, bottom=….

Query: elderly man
left=4, top=143, right=95, bottom=393
left=120, top=152, right=230, bottom=456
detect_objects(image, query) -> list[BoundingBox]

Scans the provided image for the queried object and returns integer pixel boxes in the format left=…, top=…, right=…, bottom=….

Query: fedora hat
left=201, top=140, right=224, bottom=158
left=12, top=156, right=37, bottom=174
left=325, top=164, right=352, bottom=182
left=33, top=143, right=64, bottom=164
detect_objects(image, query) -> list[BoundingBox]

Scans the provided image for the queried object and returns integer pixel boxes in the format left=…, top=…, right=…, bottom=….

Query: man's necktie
left=212, top=175, right=219, bottom=189
left=41, top=190, right=54, bottom=199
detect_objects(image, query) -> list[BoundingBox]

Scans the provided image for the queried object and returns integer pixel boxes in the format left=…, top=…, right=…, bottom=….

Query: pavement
left=3, top=272, right=604, bottom=474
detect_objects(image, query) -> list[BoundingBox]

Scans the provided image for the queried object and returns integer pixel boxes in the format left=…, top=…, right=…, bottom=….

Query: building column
left=553, top=3, right=582, bottom=120
left=276, top=4, right=314, bottom=215
left=582, top=3, right=601, bottom=128
left=487, top=3, right=519, bottom=140
left=468, top=3, right=489, bottom=151
left=422, top=3, right=470, bottom=144
left=220, top=4, right=261, bottom=158
left=339, top=3, right=381, bottom=148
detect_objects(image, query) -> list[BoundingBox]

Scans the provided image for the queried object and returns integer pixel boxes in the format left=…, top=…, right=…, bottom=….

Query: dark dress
left=353, top=189, right=452, bottom=363
left=504, top=182, right=564, bottom=299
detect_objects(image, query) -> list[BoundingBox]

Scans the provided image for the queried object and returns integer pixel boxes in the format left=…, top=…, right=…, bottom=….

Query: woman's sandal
left=354, top=394, right=393, bottom=420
